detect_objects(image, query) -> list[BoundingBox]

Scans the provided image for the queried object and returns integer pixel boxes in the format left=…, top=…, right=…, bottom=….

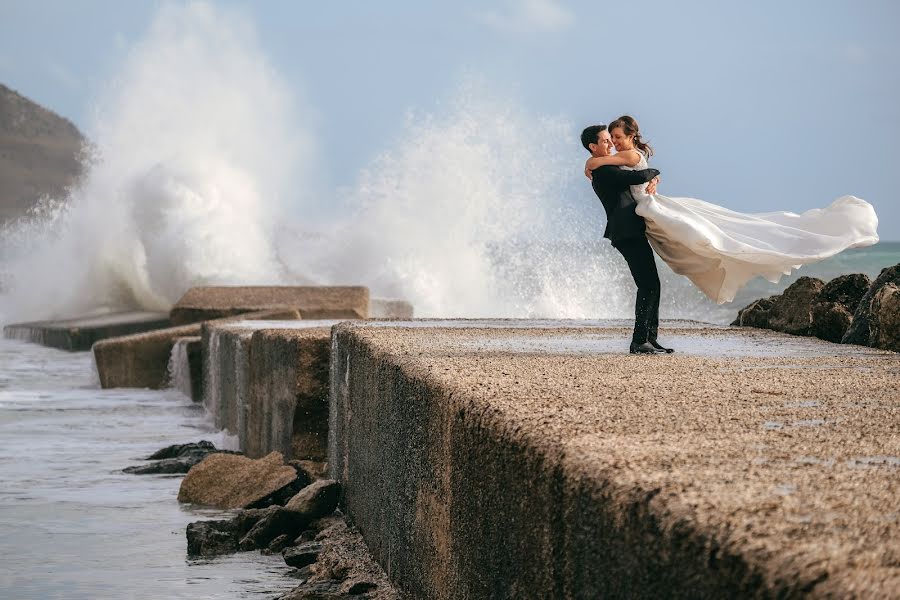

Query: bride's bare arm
left=583, top=150, right=642, bottom=178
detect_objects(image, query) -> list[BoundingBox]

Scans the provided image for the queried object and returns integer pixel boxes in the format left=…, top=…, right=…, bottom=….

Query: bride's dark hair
left=609, top=115, right=654, bottom=158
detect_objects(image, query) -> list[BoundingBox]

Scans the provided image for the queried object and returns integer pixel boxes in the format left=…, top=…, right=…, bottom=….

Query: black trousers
left=613, top=236, right=660, bottom=345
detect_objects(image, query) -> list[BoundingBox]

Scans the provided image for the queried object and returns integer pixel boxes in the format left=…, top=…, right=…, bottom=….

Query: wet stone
left=283, top=541, right=324, bottom=568
left=239, top=507, right=310, bottom=551
left=147, top=440, right=216, bottom=460
left=284, top=479, right=341, bottom=519
left=186, top=519, right=238, bottom=557
left=267, top=533, right=293, bottom=553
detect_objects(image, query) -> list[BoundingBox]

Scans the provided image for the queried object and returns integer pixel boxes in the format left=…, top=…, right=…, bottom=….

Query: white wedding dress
left=625, top=153, right=879, bottom=304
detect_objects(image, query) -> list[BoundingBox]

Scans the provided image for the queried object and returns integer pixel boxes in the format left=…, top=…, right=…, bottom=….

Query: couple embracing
left=581, top=116, right=879, bottom=354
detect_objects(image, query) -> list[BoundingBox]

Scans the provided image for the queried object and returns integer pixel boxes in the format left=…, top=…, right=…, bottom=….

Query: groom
left=581, top=124, right=672, bottom=354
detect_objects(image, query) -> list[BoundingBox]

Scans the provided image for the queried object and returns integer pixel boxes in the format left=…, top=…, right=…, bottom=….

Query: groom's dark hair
left=580, top=124, right=607, bottom=152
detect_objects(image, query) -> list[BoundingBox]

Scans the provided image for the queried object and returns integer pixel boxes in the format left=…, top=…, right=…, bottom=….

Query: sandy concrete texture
left=245, top=324, right=334, bottom=461
left=329, top=320, right=899, bottom=599
left=93, top=309, right=300, bottom=389
left=169, top=286, right=369, bottom=325
left=3, top=311, right=170, bottom=351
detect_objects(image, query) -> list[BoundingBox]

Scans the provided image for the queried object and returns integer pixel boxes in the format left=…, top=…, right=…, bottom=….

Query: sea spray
left=278, top=83, right=637, bottom=318
left=0, top=2, right=312, bottom=321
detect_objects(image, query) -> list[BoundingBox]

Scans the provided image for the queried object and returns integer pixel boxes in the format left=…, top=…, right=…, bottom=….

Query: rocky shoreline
left=731, top=262, right=899, bottom=351
left=126, top=442, right=398, bottom=599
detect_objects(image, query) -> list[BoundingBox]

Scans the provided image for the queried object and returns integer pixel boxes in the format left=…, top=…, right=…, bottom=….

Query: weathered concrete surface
left=3, top=311, right=170, bottom=351
left=330, top=320, right=900, bottom=599
left=246, top=323, right=334, bottom=461
left=170, top=286, right=369, bottom=325
left=203, top=319, right=335, bottom=458
left=93, top=309, right=300, bottom=389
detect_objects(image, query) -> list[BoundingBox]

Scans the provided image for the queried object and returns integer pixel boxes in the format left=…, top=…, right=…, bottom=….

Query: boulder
left=810, top=273, right=871, bottom=343
left=147, top=440, right=216, bottom=460
left=124, top=457, right=204, bottom=475
left=285, top=479, right=341, bottom=520
left=290, top=460, right=328, bottom=482
left=267, top=534, right=293, bottom=554
left=126, top=442, right=238, bottom=475
left=178, top=451, right=299, bottom=509
left=843, top=264, right=900, bottom=350
left=767, top=276, right=825, bottom=335
left=239, top=507, right=310, bottom=551
left=186, top=519, right=239, bottom=556
left=276, top=580, right=343, bottom=600
left=282, top=541, right=324, bottom=568
left=870, top=283, right=900, bottom=352
left=246, top=470, right=311, bottom=509
left=730, top=295, right=778, bottom=329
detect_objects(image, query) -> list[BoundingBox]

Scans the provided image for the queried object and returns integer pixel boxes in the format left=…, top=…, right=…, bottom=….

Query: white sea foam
left=0, top=2, right=312, bottom=321
left=277, top=82, right=636, bottom=318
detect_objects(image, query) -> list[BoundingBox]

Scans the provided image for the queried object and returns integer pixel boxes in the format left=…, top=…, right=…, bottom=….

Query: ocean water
left=0, top=338, right=298, bottom=600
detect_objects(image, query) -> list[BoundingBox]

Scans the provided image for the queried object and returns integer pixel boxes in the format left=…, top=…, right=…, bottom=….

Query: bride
left=584, top=115, right=879, bottom=304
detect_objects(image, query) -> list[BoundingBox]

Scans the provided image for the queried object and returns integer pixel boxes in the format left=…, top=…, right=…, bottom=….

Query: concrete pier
left=203, top=320, right=337, bottom=460
left=3, top=311, right=170, bottom=351
left=93, top=309, right=300, bottom=389
left=329, top=320, right=900, bottom=599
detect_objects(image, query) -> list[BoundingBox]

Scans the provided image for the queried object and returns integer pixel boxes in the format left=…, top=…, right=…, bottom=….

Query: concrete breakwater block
left=3, top=311, right=170, bottom=351
left=329, top=320, right=900, bottom=599
left=169, top=286, right=369, bottom=326
left=203, top=320, right=336, bottom=460
left=93, top=309, right=301, bottom=389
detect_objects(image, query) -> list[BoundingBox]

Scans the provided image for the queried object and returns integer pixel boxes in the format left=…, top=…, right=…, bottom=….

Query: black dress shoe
left=649, top=340, right=675, bottom=353
left=629, top=342, right=659, bottom=354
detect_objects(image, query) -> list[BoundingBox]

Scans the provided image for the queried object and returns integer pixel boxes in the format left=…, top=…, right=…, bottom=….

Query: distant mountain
left=0, top=83, right=85, bottom=222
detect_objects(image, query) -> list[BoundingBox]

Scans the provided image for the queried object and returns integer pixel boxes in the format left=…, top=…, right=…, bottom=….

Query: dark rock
left=810, top=273, right=871, bottom=343
left=290, top=460, right=329, bottom=482
left=147, top=440, right=216, bottom=460
left=730, top=295, right=779, bottom=328
left=870, top=283, right=900, bottom=352
left=767, top=277, right=826, bottom=335
left=246, top=466, right=311, bottom=509
left=285, top=479, right=341, bottom=520
left=126, top=443, right=241, bottom=475
left=239, top=507, right=310, bottom=551
left=282, top=541, right=324, bottom=568
left=294, top=529, right=317, bottom=545
left=186, top=519, right=238, bottom=556
left=124, top=453, right=208, bottom=474
left=843, top=264, right=900, bottom=351
left=268, top=533, right=292, bottom=553
left=276, top=580, right=343, bottom=600
left=234, top=506, right=279, bottom=537
left=346, top=580, right=377, bottom=594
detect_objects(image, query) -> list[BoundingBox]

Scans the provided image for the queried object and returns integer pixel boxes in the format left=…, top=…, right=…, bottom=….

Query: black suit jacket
left=590, top=164, right=660, bottom=246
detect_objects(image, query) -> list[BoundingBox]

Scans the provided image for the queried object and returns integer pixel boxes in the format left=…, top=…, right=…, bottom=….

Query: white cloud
left=476, top=0, right=575, bottom=35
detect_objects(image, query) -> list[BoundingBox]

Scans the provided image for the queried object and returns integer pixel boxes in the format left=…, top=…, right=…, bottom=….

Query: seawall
left=328, top=320, right=900, bottom=598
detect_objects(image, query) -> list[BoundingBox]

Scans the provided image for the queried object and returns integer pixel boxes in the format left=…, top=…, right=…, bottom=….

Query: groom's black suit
left=590, top=164, right=662, bottom=345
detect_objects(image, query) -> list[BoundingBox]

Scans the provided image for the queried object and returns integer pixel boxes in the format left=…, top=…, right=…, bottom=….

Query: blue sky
left=2, top=0, right=898, bottom=239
